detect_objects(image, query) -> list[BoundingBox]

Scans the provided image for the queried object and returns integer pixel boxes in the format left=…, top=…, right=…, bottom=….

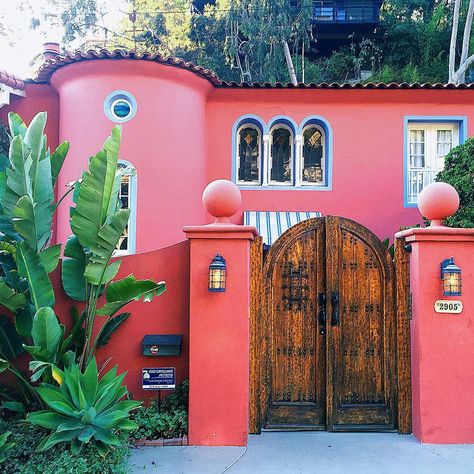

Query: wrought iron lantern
left=441, top=257, right=462, bottom=296
left=208, top=254, right=226, bottom=292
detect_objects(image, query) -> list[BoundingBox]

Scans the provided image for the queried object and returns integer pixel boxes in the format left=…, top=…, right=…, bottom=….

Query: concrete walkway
left=128, top=432, right=474, bottom=473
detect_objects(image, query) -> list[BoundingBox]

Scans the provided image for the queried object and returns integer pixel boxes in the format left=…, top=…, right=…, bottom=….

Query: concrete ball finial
left=202, top=179, right=242, bottom=224
left=418, top=182, right=460, bottom=226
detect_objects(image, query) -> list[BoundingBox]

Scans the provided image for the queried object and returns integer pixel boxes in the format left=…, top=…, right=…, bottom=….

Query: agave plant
left=27, top=358, right=140, bottom=456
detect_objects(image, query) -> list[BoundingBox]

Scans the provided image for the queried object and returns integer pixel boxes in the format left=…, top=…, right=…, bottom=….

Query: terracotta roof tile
left=30, top=49, right=474, bottom=90
left=0, top=70, right=25, bottom=90
left=34, top=49, right=223, bottom=86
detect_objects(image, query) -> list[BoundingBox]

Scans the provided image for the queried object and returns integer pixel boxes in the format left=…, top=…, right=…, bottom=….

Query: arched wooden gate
left=249, top=216, right=411, bottom=433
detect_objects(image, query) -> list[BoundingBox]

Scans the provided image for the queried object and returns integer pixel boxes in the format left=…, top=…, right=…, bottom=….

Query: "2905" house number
left=434, top=300, right=463, bottom=314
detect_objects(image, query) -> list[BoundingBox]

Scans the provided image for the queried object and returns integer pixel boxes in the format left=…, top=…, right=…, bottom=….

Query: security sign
left=142, top=367, right=176, bottom=390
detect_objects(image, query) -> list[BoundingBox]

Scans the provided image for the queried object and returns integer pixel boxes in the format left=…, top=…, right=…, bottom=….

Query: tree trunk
left=449, top=0, right=461, bottom=83
left=459, top=0, right=474, bottom=83
left=282, top=40, right=298, bottom=85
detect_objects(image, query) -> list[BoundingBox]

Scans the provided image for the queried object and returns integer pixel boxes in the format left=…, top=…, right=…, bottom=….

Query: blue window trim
left=403, top=116, right=467, bottom=208
left=231, top=114, right=266, bottom=185
left=299, top=115, right=333, bottom=191
left=118, top=159, right=137, bottom=254
left=104, top=90, right=137, bottom=123
left=231, top=114, right=333, bottom=191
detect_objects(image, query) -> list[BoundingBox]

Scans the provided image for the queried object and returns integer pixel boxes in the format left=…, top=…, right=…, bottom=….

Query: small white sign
left=434, top=300, right=463, bottom=314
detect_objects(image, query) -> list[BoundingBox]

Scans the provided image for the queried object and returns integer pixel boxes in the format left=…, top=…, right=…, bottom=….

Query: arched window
left=270, top=126, right=293, bottom=184
left=115, top=161, right=137, bottom=255
left=302, top=125, right=325, bottom=184
left=237, top=125, right=261, bottom=184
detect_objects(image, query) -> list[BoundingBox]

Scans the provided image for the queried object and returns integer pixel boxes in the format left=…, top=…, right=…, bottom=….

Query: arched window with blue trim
left=237, top=124, right=262, bottom=184
left=115, top=160, right=137, bottom=255
left=269, top=124, right=294, bottom=184
left=299, top=116, right=332, bottom=188
left=302, top=125, right=325, bottom=184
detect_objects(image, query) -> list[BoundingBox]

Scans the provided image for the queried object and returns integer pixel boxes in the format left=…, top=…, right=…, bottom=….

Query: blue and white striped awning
left=244, top=211, right=323, bottom=246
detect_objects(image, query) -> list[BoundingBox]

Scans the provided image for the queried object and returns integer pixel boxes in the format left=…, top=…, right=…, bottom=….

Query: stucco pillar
left=396, top=182, right=474, bottom=443
left=184, top=180, right=257, bottom=446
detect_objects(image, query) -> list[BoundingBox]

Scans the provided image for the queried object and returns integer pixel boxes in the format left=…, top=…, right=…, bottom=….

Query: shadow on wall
left=53, top=241, right=190, bottom=400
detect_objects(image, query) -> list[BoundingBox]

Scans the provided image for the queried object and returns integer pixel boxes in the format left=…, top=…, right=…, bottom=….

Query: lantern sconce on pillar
left=208, top=254, right=226, bottom=292
left=441, top=257, right=462, bottom=296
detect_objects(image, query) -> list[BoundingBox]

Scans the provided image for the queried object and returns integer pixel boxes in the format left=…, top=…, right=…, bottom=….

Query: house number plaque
left=434, top=300, right=463, bottom=314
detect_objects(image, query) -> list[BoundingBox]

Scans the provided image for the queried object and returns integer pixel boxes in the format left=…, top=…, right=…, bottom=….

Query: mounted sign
left=434, top=300, right=463, bottom=314
left=142, top=367, right=176, bottom=390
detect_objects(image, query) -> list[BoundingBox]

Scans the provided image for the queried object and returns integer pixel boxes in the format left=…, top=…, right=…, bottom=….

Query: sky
left=0, top=0, right=126, bottom=78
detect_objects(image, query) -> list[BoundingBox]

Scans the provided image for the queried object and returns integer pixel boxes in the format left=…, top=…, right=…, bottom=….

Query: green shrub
left=130, top=379, right=188, bottom=440
left=0, top=417, right=130, bottom=474
left=436, top=138, right=474, bottom=228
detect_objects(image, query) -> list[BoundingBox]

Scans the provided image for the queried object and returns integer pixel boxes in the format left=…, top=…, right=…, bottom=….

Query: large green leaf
left=0, top=278, right=26, bottom=312
left=14, top=306, right=34, bottom=338
left=50, top=141, right=69, bottom=186
left=96, top=313, right=130, bottom=348
left=3, top=136, right=32, bottom=216
left=0, top=314, right=24, bottom=359
left=23, top=112, right=47, bottom=180
left=82, top=358, right=98, bottom=408
left=16, top=242, right=55, bottom=311
left=30, top=307, right=63, bottom=356
left=27, top=410, right=71, bottom=429
left=36, top=385, right=75, bottom=416
left=13, top=193, right=52, bottom=252
left=83, top=209, right=130, bottom=286
left=8, top=112, right=27, bottom=138
left=39, top=244, right=61, bottom=273
left=61, top=236, right=87, bottom=301
left=96, top=275, right=166, bottom=317
left=71, top=127, right=122, bottom=251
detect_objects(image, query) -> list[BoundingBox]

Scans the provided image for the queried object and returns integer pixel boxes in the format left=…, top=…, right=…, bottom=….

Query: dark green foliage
left=0, top=417, right=130, bottom=474
left=130, top=379, right=188, bottom=440
left=436, top=138, right=474, bottom=228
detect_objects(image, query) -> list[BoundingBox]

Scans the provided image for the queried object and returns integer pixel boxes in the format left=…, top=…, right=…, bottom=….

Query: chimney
left=43, top=42, right=60, bottom=61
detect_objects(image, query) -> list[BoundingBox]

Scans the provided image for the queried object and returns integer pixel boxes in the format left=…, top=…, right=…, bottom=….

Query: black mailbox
left=142, top=335, right=182, bottom=356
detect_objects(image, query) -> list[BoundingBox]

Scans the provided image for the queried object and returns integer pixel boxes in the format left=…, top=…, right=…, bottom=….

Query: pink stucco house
left=1, top=45, right=474, bottom=447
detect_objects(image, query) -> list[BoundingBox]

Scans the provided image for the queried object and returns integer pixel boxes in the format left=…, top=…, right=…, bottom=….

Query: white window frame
left=236, top=124, right=262, bottom=186
left=268, top=124, right=294, bottom=186
left=406, top=123, right=459, bottom=205
left=300, top=124, right=326, bottom=187
left=113, top=161, right=137, bottom=256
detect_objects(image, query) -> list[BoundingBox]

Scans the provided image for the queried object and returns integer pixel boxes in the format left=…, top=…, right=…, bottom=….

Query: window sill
left=237, top=184, right=332, bottom=191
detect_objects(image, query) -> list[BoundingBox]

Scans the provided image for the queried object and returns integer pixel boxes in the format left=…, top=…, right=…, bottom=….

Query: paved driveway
left=128, top=432, right=474, bottom=473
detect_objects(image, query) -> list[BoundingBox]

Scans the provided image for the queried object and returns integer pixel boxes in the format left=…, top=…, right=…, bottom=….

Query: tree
left=228, top=0, right=313, bottom=84
left=449, top=0, right=474, bottom=83
left=436, top=138, right=474, bottom=228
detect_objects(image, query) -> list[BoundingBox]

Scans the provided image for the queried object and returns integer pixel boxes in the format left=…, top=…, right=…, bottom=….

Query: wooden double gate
left=249, top=216, right=411, bottom=433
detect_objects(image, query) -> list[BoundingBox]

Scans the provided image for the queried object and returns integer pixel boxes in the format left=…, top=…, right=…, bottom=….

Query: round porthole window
left=104, top=90, right=137, bottom=123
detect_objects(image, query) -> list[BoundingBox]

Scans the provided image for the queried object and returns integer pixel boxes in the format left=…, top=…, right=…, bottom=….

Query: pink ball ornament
left=202, top=179, right=242, bottom=223
left=418, top=182, right=460, bottom=226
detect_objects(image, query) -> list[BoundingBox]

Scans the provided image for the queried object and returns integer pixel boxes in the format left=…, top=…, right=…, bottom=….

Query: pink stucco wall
left=206, top=88, right=474, bottom=240
left=49, top=60, right=212, bottom=251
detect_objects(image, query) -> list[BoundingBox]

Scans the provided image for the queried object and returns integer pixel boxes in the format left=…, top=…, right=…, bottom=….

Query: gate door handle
left=318, top=293, right=326, bottom=335
left=331, top=292, right=339, bottom=326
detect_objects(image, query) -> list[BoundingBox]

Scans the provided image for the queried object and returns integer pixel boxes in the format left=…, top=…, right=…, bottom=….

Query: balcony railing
left=309, top=1, right=381, bottom=23
left=407, top=169, right=437, bottom=204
